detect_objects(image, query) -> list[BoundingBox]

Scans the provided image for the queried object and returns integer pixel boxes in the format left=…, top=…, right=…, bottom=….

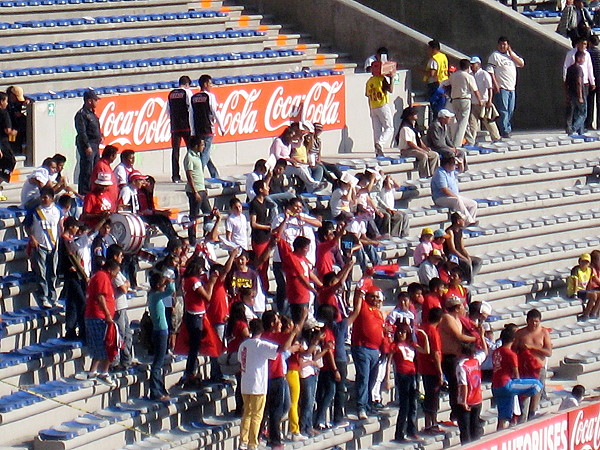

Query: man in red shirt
left=422, top=277, right=446, bottom=323
left=91, top=144, right=119, bottom=205
left=349, top=285, right=385, bottom=419
left=84, top=259, right=120, bottom=386
left=80, top=172, right=116, bottom=228
left=276, top=217, right=323, bottom=324
left=491, top=326, right=543, bottom=430
left=417, top=307, right=444, bottom=433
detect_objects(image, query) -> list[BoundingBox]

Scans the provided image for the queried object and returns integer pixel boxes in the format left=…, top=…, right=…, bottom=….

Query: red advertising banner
left=568, top=402, right=600, bottom=450
left=97, top=75, right=346, bottom=151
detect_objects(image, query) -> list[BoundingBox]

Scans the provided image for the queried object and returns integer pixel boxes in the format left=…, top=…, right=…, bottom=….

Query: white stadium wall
left=29, top=71, right=410, bottom=181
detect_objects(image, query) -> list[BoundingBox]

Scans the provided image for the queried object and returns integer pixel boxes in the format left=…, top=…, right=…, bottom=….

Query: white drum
left=110, top=213, right=147, bottom=254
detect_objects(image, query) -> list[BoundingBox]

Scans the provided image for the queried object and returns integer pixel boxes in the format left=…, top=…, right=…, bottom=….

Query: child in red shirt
left=456, top=341, right=487, bottom=444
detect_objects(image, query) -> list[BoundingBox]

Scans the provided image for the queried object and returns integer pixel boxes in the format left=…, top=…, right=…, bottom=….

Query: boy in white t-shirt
left=226, top=197, right=249, bottom=250
left=238, top=319, right=297, bottom=450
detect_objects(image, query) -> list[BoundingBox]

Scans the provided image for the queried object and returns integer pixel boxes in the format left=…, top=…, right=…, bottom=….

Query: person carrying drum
left=80, top=172, right=116, bottom=229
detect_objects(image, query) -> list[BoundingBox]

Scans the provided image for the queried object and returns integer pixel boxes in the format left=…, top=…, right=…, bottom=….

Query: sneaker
left=371, top=401, right=385, bottom=410
left=41, top=300, right=52, bottom=309
left=97, top=373, right=116, bottom=387
left=238, top=444, right=248, bottom=450
left=74, top=371, right=97, bottom=381
left=408, top=434, right=424, bottom=442
left=335, top=420, right=350, bottom=428
left=358, top=410, right=368, bottom=420
left=315, top=423, right=328, bottom=431
left=578, top=314, right=589, bottom=322
left=291, top=433, right=308, bottom=442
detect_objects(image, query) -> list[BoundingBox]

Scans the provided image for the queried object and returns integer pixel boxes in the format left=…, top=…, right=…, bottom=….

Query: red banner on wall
left=97, top=75, right=346, bottom=151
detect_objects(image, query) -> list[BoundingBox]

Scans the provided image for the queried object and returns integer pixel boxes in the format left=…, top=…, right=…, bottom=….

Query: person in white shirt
left=20, top=158, right=57, bottom=210
left=558, top=384, right=585, bottom=410
left=346, top=205, right=381, bottom=267
left=238, top=318, right=298, bottom=450
left=417, top=249, right=442, bottom=285
left=24, top=186, right=63, bottom=308
left=114, top=150, right=135, bottom=190
left=330, top=172, right=357, bottom=218
left=226, top=198, right=249, bottom=250
left=118, top=170, right=146, bottom=214
left=396, top=107, right=439, bottom=178
left=466, top=57, right=501, bottom=144
left=245, top=159, right=268, bottom=202
left=563, top=38, right=596, bottom=133
left=442, top=59, right=481, bottom=147
left=487, top=36, right=525, bottom=138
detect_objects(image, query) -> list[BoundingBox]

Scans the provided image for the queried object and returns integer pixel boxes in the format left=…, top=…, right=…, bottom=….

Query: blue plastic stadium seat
left=148, top=58, right=161, bottom=66
left=277, top=72, right=291, bottom=80
left=157, top=82, right=171, bottom=89
left=143, top=82, right=159, bottom=90
left=95, top=16, right=109, bottom=24
left=136, top=14, right=150, bottom=21
left=164, top=35, right=177, bottom=42
left=163, top=12, right=176, bottom=20
left=67, top=65, right=81, bottom=72
left=201, top=55, right=215, bottom=62
left=122, top=14, right=136, bottom=22
left=228, top=53, right=240, bottom=60
left=63, top=90, right=78, bottom=98
left=82, top=40, right=96, bottom=47
left=188, top=10, right=204, bottom=18
left=16, top=68, right=30, bottom=76
left=176, top=34, right=189, bottom=41
left=303, top=70, right=317, bottom=78
left=176, top=12, right=190, bottom=19
left=240, top=30, right=253, bottom=37
left=12, top=45, right=25, bottom=52
left=215, top=31, right=228, bottom=39
left=149, top=36, right=162, bottom=43
left=29, top=67, right=42, bottom=75
left=0, top=1, right=13, bottom=6
left=94, top=62, right=108, bottom=70
left=28, top=0, right=41, bottom=4
left=39, top=429, right=79, bottom=441
left=109, top=16, right=122, bottom=23
left=123, top=37, right=136, bottom=45
left=161, top=57, right=175, bottom=65
left=8, top=22, right=21, bottom=28
left=216, top=11, right=226, bottom=17
left=188, top=55, right=201, bottom=63
left=253, top=51, right=266, bottom=59
left=279, top=50, right=292, bottom=57
left=69, top=18, right=84, bottom=25
left=188, top=32, right=202, bottom=40
left=136, top=59, right=148, bottom=67
left=292, top=50, right=304, bottom=56
left=203, top=32, right=215, bottom=39
left=122, top=60, right=135, bottom=68
left=82, top=64, right=94, bottom=71
left=316, top=69, right=332, bottom=76
left=211, top=78, right=225, bottom=86
left=102, top=86, right=117, bottom=94
left=214, top=53, right=226, bottom=61
left=97, top=39, right=110, bottom=46
left=42, top=67, right=56, bottom=74
left=14, top=0, right=25, bottom=4
left=108, top=61, right=123, bottom=69
left=130, top=84, right=143, bottom=92
left=82, top=17, right=95, bottom=24
left=109, top=38, right=123, bottom=46
left=116, top=85, right=130, bottom=93
left=264, top=73, right=277, bottom=81
left=291, top=71, right=303, bottom=79
left=149, top=13, right=162, bottom=20
left=67, top=41, right=83, bottom=48
left=224, top=76, right=237, bottom=84
left=43, top=19, right=57, bottom=26
left=0, top=22, right=9, bottom=29
left=0, top=47, right=10, bottom=53
left=176, top=56, right=190, bottom=64
left=57, top=19, right=70, bottom=26
left=250, top=75, right=264, bottom=82
left=264, top=50, right=279, bottom=58
left=136, top=37, right=150, bottom=44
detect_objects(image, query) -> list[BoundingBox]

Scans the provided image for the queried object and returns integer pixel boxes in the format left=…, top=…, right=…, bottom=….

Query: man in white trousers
left=366, top=66, right=395, bottom=157
left=431, top=156, right=478, bottom=225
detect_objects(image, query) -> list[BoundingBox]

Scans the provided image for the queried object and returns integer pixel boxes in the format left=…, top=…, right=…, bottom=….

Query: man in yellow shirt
left=426, top=40, right=449, bottom=116
left=366, top=70, right=394, bottom=157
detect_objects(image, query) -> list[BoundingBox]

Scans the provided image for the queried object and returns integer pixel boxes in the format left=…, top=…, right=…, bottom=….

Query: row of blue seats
left=521, top=10, right=561, bottom=18
left=27, top=68, right=343, bottom=101
left=0, top=29, right=266, bottom=54
left=0, top=271, right=36, bottom=287
left=1, top=0, right=144, bottom=6
left=2, top=48, right=303, bottom=79
left=0, top=10, right=225, bottom=29
left=0, top=338, right=82, bottom=373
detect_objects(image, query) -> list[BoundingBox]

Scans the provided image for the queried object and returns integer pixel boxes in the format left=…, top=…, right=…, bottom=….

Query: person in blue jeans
left=492, top=325, right=543, bottom=429
left=565, top=50, right=587, bottom=136
left=349, top=286, right=385, bottom=420
left=147, top=271, right=175, bottom=401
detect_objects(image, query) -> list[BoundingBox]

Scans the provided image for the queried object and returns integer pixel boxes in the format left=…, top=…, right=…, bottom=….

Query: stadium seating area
left=0, top=0, right=599, bottom=448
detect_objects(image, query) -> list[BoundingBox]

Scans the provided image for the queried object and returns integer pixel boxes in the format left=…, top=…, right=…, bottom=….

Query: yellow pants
left=240, top=393, right=267, bottom=449
left=286, top=369, right=300, bottom=434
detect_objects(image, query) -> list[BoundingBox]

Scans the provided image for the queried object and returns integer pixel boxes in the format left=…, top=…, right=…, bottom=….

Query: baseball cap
left=304, top=317, right=325, bottom=330
left=480, top=301, right=492, bottom=316
left=449, top=254, right=460, bottom=264
left=430, top=249, right=443, bottom=258
left=470, top=56, right=482, bottom=64
left=83, top=89, right=99, bottom=101
left=434, top=229, right=448, bottom=238
left=445, top=295, right=463, bottom=308
left=421, top=227, right=434, bottom=236
left=366, top=285, right=384, bottom=300
left=438, top=109, right=455, bottom=119
left=11, top=86, right=25, bottom=102
left=95, top=172, right=113, bottom=186
left=580, top=253, right=592, bottom=262
left=128, top=170, right=147, bottom=182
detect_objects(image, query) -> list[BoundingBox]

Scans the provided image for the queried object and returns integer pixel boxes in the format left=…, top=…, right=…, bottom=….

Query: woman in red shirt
left=390, top=322, right=428, bottom=442
left=225, top=301, right=250, bottom=415
left=181, top=257, right=217, bottom=383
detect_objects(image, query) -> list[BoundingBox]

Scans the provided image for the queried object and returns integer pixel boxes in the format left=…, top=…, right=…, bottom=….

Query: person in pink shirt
left=413, top=227, right=434, bottom=266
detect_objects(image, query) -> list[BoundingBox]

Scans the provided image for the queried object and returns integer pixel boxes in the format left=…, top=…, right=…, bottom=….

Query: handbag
left=479, top=103, right=499, bottom=121
left=217, top=351, right=241, bottom=375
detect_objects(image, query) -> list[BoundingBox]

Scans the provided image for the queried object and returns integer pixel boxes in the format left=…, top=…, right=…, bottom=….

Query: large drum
left=110, top=213, right=147, bottom=254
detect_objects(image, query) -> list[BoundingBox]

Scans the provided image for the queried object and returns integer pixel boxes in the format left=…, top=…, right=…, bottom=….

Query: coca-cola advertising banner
left=466, top=401, right=600, bottom=450
left=97, top=75, right=346, bottom=150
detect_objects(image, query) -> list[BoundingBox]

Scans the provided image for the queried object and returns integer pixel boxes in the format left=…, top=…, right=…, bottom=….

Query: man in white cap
left=80, top=172, right=116, bottom=228
left=426, top=109, right=467, bottom=171
left=466, top=57, right=501, bottom=145
left=441, top=59, right=481, bottom=147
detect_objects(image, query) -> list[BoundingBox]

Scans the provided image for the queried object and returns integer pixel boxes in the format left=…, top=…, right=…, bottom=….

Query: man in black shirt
left=0, top=91, right=16, bottom=188
left=74, top=89, right=102, bottom=195
left=249, top=179, right=271, bottom=290
left=566, top=50, right=586, bottom=135
left=191, top=74, right=224, bottom=179
left=168, top=75, right=193, bottom=183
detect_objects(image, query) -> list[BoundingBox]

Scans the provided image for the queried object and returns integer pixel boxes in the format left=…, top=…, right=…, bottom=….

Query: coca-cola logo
left=99, top=98, right=170, bottom=147
left=571, top=408, right=600, bottom=450
left=97, top=75, right=346, bottom=150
